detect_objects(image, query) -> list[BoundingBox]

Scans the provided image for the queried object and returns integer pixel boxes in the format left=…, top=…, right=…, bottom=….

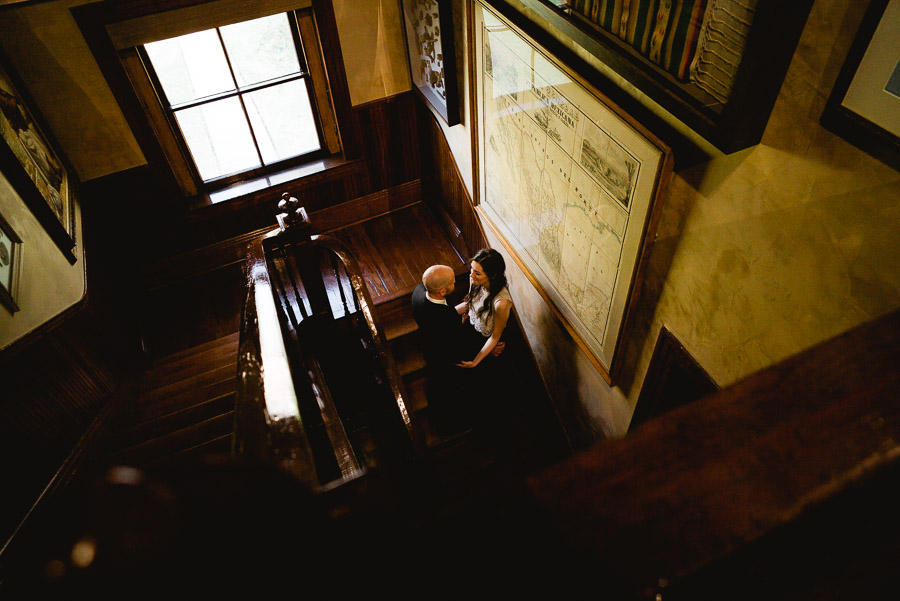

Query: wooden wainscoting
left=0, top=185, right=141, bottom=559
left=417, top=102, right=487, bottom=259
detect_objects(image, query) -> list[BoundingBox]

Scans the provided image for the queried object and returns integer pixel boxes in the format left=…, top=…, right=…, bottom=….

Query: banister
left=234, top=217, right=422, bottom=491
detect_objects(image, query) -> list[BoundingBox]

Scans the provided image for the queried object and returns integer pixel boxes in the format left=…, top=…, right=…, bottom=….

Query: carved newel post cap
left=276, top=192, right=310, bottom=232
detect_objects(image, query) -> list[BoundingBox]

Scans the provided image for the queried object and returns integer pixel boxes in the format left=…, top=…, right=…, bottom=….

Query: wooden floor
left=330, top=201, right=467, bottom=301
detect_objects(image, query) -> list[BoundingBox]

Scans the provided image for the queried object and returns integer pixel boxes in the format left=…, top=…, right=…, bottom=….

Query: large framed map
left=473, top=1, right=672, bottom=382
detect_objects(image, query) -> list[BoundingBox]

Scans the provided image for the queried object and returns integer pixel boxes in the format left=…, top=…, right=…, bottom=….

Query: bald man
left=412, top=265, right=467, bottom=372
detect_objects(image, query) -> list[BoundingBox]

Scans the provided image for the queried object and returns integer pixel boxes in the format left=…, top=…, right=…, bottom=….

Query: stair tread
left=121, top=377, right=238, bottom=426
left=395, top=353, right=425, bottom=378
left=151, top=332, right=241, bottom=367
left=384, top=317, right=418, bottom=341
left=138, top=364, right=236, bottom=403
left=145, top=341, right=240, bottom=386
left=146, top=434, right=234, bottom=470
left=108, top=412, right=235, bottom=467
left=106, top=393, right=236, bottom=452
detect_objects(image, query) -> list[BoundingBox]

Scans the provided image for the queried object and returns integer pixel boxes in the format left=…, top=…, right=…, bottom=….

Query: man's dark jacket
left=411, top=283, right=469, bottom=374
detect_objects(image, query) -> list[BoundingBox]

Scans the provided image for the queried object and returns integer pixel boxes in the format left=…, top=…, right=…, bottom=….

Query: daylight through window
left=143, top=13, right=322, bottom=182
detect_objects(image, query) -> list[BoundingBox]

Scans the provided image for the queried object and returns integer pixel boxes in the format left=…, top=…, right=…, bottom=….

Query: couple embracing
left=411, top=248, right=513, bottom=433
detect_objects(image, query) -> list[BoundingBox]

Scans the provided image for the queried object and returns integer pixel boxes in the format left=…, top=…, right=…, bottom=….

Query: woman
left=455, top=248, right=513, bottom=369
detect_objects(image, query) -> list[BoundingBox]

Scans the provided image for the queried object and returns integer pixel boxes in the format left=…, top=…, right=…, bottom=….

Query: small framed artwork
left=0, top=211, right=22, bottom=314
left=0, top=48, right=77, bottom=263
left=401, top=0, right=461, bottom=126
left=821, top=0, right=900, bottom=172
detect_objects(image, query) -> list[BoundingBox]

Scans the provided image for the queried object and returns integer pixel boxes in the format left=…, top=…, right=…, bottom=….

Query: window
left=141, top=12, right=326, bottom=185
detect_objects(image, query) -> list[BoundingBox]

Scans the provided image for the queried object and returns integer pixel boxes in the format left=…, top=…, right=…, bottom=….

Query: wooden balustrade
left=233, top=221, right=421, bottom=491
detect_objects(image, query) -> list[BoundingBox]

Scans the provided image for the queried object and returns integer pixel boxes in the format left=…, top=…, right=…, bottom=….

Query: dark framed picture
left=821, top=0, right=900, bottom=172
left=0, top=211, right=22, bottom=314
left=401, top=0, right=461, bottom=126
left=0, top=49, right=77, bottom=263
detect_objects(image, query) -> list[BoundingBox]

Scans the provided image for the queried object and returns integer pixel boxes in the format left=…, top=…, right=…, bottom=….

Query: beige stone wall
left=454, top=0, right=900, bottom=447
left=0, top=0, right=145, bottom=182
left=333, top=0, right=411, bottom=105
left=0, top=172, right=86, bottom=351
left=618, top=0, right=900, bottom=413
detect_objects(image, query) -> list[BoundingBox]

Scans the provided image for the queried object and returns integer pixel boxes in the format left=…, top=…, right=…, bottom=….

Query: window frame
left=139, top=10, right=330, bottom=190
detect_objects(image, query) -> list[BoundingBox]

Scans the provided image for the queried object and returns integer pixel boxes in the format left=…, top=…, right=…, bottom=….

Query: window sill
left=185, top=154, right=363, bottom=212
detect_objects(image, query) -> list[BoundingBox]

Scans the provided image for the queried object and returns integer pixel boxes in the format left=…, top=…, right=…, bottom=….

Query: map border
left=472, top=0, right=673, bottom=383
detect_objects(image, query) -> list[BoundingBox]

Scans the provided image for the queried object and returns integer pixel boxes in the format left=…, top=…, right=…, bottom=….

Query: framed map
left=473, top=1, right=672, bottom=382
left=401, top=0, right=460, bottom=126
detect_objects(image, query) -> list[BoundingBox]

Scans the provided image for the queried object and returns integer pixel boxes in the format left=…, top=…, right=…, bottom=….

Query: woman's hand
left=456, top=359, right=479, bottom=368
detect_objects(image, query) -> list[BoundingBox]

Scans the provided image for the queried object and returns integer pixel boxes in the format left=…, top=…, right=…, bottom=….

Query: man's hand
left=491, top=342, right=505, bottom=356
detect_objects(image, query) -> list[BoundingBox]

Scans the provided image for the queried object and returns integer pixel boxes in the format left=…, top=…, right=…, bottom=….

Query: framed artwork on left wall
left=401, top=0, right=461, bottom=126
left=0, top=211, right=22, bottom=314
left=0, top=49, right=77, bottom=263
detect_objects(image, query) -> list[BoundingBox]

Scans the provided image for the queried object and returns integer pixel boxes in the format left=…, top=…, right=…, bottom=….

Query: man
left=411, top=265, right=468, bottom=374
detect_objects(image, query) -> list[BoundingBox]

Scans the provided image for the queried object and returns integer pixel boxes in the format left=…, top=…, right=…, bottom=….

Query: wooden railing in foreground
left=233, top=224, right=420, bottom=491
left=523, top=307, right=900, bottom=598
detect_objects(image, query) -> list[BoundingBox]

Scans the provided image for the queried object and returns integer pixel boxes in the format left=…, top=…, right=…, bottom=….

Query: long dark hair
left=465, top=248, right=507, bottom=320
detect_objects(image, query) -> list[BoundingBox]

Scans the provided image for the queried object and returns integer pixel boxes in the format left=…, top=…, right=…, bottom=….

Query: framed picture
left=0, top=49, right=77, bottom=263
left=401, top=0, right=461, bottom=126
left=821, top=0, right=900, bottom=172
left=0, top=211, right=22, bottom=314
left=472, top=0, right=672, bottom=383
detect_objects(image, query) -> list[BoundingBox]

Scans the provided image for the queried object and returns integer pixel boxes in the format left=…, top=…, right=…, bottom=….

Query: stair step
left=119, top=377, right=238, bottom=426
left=394, top=349, right=426, bottom=378
left=138, top=364, right=236, bottom=404
left=403, top=375, right=428, bottom=412
left=147, top=434, right=234, bottom=470
left=151, top=332, right=241, bottom=368
left=144, top=340, right=239, bottom=387
left=374, top=292, right=415, bottom=332
left=383, top=316, right=417, bottom=342
left=105, top=392, right=236, bottom=452
left=107, top=412, right=235, bottom=468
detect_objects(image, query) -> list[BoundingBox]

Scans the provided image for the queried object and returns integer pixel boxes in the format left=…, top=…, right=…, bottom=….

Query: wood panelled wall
left=0, top=191, right=139, bottom=551
left=417, top=103, right=486, bottom=259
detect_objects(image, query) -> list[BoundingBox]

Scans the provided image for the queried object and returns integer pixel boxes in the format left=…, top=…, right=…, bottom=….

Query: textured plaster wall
left=446, top=0, right=900, bottom=448
left=0, top=0, right=145, bottom=182
left=617, top=0, right=900, bottom=412
left=333, top=0, right=411, bottom=105
left=0, top=172, right=86, bottom=351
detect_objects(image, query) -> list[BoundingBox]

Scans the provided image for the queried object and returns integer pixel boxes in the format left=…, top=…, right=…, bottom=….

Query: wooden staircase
left=94, top=199, right=569, bottom=480
left=99, top=333, right=239, bottom=470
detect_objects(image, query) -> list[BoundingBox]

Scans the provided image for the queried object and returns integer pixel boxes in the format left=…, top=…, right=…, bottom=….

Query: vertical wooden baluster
left=269, top=247, right=301, bottom=333
left=332, top=253, right=351, bottom=317
left=281, top=243, right=308, bottom=320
